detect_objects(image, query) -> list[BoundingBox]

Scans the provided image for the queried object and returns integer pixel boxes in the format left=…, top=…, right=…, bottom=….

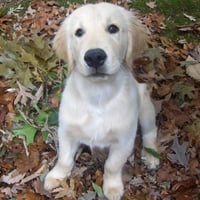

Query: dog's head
left=53, top=3, right=147, bottom=78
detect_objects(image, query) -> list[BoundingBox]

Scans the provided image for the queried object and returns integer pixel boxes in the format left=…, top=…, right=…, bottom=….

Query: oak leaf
left=167, top=135, right=189, bottom=169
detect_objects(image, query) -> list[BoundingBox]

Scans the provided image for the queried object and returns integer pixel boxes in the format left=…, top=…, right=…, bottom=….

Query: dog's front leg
left=103, top=141, right=133, bottom=200
left=44, top=126, right=78, bottom=190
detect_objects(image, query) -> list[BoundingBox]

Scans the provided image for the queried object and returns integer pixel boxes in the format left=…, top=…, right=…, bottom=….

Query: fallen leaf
left=78, top=191, right=96, bottom=200
left=167, top=135, right=189, bottom=168
left=172, top=82, right=196, bottom=104
left=144, top=47, right=163, bottom=61
left=92, top=182, right=104, bottom=198
left=0, top=169, right=26, bottom=184
left=14, top=81, right=35, bottom=105
left=71, top=166, right=87, bottom=178
left=32, top=179, right=52, bottom=198
left=144, top=13, right=166, bottom=32
left=95, top=169, right=103, bottom=186
left=190, top=44, right=200, bottom=62
left=13, top=120, right=37, bottom=146
left=183, top=13, right=196, bottom=22
left=186, top=63, right=200, bottom=81
left=20, top=163, right=47, bottom=184
left=130, top=175, right=144, bottom=187
left=146, top=1, right=157, bottom=9
left=185, top=117, right=200, bottom=133
left=16, top=192, right=45, bottom=200
left=53, top=179, right=75, bottom=199
left=144, top=147, right=161, bottom=159
left=14, top=144, right=40, bottom=174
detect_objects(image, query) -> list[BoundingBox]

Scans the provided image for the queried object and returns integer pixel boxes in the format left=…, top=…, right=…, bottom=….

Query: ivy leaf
left=32, top=103, right=48, bottom=125
left=13, top=124, right=37, bottom=145
left=167, top=135, right=189, bottom=169
left=12, top=115, right=38, bottom=145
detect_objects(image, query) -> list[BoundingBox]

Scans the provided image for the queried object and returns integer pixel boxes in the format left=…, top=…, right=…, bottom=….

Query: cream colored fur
left=44, top=3, right=159, bottom=200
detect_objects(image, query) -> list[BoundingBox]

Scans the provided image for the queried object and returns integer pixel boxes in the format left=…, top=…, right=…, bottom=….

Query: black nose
left=84, top=48, right=107, bottom=68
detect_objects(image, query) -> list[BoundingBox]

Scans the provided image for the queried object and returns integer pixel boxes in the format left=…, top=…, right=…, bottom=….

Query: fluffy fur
left=44, top=3, right=159, bottom=200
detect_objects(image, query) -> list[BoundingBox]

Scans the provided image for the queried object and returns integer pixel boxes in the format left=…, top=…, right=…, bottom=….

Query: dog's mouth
left=87, top=68, right=109, bottom=78
left=91, top=72, right=108, bottom=78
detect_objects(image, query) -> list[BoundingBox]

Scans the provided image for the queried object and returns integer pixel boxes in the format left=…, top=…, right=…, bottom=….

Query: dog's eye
left=75, top=28, right=84, bottom=37
left=107, top=24, right=119, bottom=34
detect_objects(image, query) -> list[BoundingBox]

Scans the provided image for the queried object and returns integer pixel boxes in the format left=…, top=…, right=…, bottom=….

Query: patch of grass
left=131, top=0, right=200, bottom=43
left=57, top=0, right=97, bottom=7
left=0, top=7, right=9, bottom=17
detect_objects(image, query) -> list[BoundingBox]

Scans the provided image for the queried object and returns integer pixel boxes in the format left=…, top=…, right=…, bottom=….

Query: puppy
left=44, top=3, right=159, bottom=200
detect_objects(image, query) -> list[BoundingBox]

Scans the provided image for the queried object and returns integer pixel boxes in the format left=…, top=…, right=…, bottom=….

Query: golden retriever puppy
left=44, top=2, right=159, bottom=200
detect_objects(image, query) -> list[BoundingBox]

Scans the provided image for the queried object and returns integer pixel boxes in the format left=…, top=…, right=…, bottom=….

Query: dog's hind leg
left=138, top=84, right=160, bottom=169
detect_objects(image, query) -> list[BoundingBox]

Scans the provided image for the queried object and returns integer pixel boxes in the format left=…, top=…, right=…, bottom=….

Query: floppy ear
left=53, top=21, right=74, bottom=74
left=126, top=16, right=147, bottom=70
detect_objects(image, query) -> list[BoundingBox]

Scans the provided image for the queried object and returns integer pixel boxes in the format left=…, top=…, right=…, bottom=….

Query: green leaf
left=40, top=167, right=49, bottom=182
left=13, top=125, right=37, bottom=145
left=19, top=48, right=38, bottom=66
left=0, top=35, right=58, bottom=89
left=92, top=182, right=104, bottom=198
left=185, top=117, right=200, bottom=135
left=144, top=47, right=163, bottom=61
left=144, top=147, right=161, bottom=159
left=0, top=64, right=15, bottom=79
left=172, top=82, right=195, bottom=104
left=48, top=110, right=58, bottom=126
left=0, top=146, right=7, bottom=158
left=41, top=131, right=49, bottom=142
left=32, top=103, right=48, bottom=125
left=13, top=114, right=38, bottom=145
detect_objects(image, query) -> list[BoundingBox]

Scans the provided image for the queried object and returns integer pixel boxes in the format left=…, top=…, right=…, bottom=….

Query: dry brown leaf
left=14, top=81, right=35, bottom=105
left=144, top=13, right=165, bottom=32
left=0, top=169, right=26, bottom=184
left=53, top=179, right=75, bottom=199
left=14, top=144, right=40, bottom=174
left=17, top=192, right=45, bottom=200
left=20, top=163, right=47, bottom=184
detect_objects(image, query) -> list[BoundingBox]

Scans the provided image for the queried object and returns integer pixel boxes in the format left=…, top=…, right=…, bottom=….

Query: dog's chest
left=61, top=74, right=138, bottom=147
left=75, top=105, right=118, bottom=147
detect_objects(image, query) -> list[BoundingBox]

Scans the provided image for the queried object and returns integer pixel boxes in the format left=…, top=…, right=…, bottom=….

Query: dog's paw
left=44, top=167, right=68, bottom=190
left=104, top=187, right=123, bottom=200
left=103, top=179, right=123, bottom=200
left=142, top=149, right=160, bottom=169
left=44, top=174, right=62, bottom=191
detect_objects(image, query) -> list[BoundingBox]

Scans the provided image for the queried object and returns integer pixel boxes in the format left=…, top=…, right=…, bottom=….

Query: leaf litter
left=0, top=0, right=200, bottom=199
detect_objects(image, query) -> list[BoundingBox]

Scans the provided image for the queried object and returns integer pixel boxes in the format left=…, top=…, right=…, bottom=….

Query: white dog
left=44, top=3, right=159, bottom=200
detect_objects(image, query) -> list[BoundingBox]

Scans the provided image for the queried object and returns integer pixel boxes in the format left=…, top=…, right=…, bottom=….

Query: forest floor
left=0, top=0, right=200, bottom=199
